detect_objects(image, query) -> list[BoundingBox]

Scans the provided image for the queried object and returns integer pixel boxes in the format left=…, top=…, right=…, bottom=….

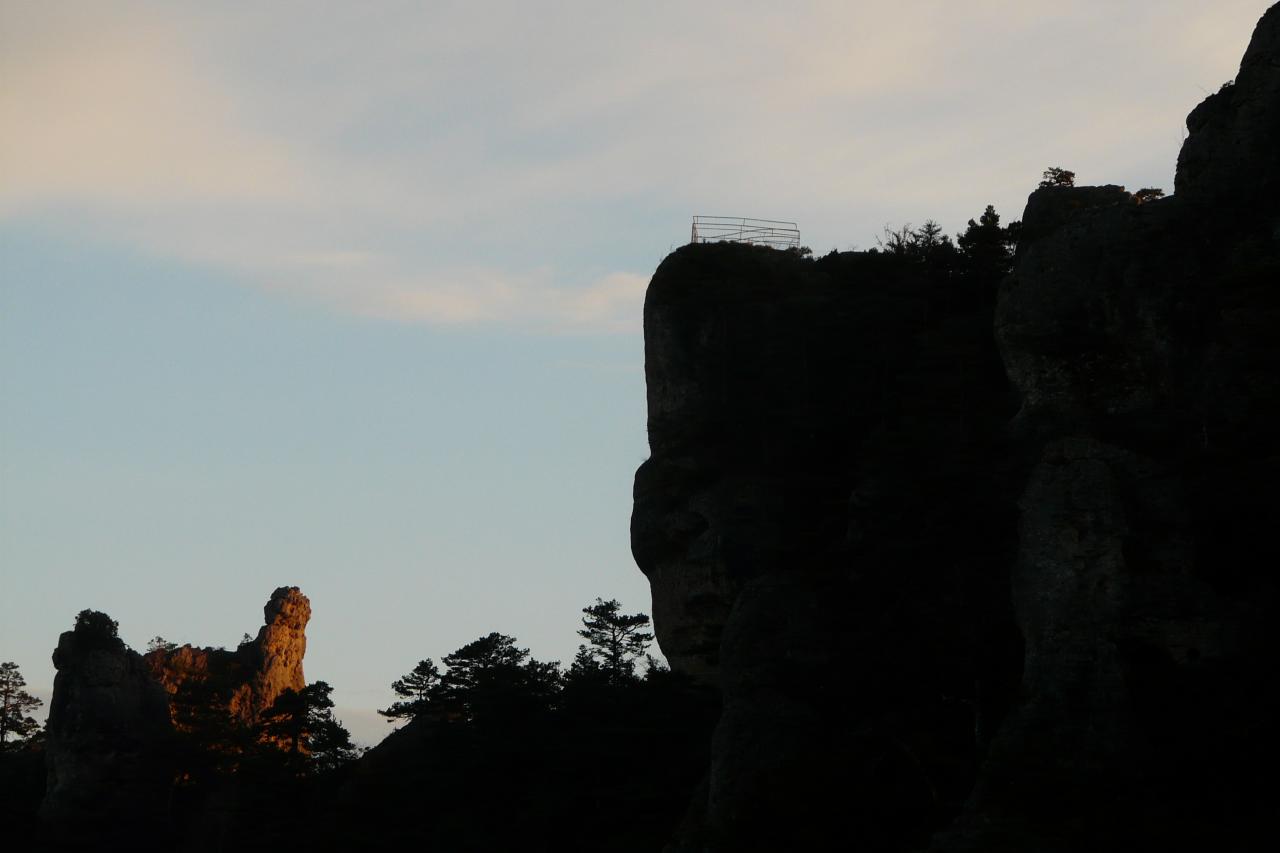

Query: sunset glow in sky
left=1, top=0, right=1270, bottom=744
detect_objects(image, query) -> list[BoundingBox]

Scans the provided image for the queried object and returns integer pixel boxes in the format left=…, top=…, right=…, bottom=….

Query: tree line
left=378, top=597, right=657, bottom=727
left=0, top=596, right=660, bottom=766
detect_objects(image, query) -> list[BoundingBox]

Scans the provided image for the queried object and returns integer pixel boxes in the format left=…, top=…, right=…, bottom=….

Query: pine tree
left=576, top=599, right=654, bottom=685
left=957, top=204, right=1018, bottom=286
left=0, top=662, right=43, bottom=749
left=379, top=659, right=441, bottom=721
left=436, top=633, right=560, bottom=724
left=258, top=681, right=357, bottom=773
left=1039, top=166, right=1076, bottom=188
left=567, top=645, right=608, bottom=683
left=1133, top=187, right=1165, bottom=205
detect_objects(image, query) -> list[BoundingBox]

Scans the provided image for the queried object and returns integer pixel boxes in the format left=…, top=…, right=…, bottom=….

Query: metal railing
left=691, top=216, right=800, bottom=249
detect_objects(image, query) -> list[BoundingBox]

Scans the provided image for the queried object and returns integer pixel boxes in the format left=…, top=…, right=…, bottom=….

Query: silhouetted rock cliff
left=635, top=223, right=1019, bottom=853
left=40, top=615, right=173, bottom=836
left=633, top=5, right=1280, bottom=850
left=38, top=588, right=311, bottom=848
left=1176, top=5, right=1280, bottom=213
left=946, top=7, right=1280, bottom=850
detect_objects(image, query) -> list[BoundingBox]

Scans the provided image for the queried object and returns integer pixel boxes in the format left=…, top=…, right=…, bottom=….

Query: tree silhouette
left=379, top=659, right=441, bottom=721
left=575, top=599, right=654, bottom=685
left=258, top=681, right=356, bottom=773
left=957, top=204, right=1018, bottom=282
left=567, top=645, right=609, bottom=684
left=0, top=662, right=43, bottom=749
left=876, top=223, right=916, bottom=257
left=1039, top=166, right=1076, bottom=188
left=73, top=609, right=121, bottom=651
left=1133, top=187, right=1165, bottom=205
left=874, top=221, right=957, bottom=269
left=145, top=636, right=177, bottom=654
left=437, top=633, right=560, bottom=724
left=913, top=220, right=945, bottom=252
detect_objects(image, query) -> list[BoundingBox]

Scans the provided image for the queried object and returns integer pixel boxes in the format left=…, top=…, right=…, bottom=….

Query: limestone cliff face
left=635, top=245, right=1020, bottom=849
left=248, top=586, right=310, bottom=718
left=633, top=5, right=1280, bottom=850
left=1175, top=5, right=1280, bottom=214
left=948, top=8, right=1280, bottom=849
left=40, top=620, right=173, bottom=829
left=40, top=587, right=310, bottom=841
left=145, top=586, right=310, bottom=727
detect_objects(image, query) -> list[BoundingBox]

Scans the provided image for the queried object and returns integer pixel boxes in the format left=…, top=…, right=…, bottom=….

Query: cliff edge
left=633, top=5, right=1280, bottom=850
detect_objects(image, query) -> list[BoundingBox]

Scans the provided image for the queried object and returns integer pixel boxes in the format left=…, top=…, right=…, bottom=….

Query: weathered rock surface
left=39, top=587, right=310, bottom=846
left=635, top=241, right=1021, bottom=850
left=144, top=586, right=311, bottom=728
left=943, top=8, right=1280, bottom=849
left=633, top=5, right=1280, bottom=850
left=1176, top=4, right=1280, bottom=213
left=40, top=618, right=174, bottom=831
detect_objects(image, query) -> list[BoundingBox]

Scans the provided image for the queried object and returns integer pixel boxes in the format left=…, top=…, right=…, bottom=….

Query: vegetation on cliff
left=334, top=598, right=713, bottom=852
left=10, top=593, right=709, bottom=851
left=8, top=6, right=1277, bottom=850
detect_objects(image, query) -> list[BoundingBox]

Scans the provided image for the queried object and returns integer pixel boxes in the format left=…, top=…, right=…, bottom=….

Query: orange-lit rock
left=144, top=586, right=310, bottom=727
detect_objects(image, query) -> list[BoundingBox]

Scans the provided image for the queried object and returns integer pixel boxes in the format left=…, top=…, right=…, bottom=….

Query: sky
left=1, top=0, right=1271, bottom=746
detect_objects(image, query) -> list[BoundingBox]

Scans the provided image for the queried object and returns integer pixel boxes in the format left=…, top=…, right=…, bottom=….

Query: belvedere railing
left=690, top=216, right=800, bottom=249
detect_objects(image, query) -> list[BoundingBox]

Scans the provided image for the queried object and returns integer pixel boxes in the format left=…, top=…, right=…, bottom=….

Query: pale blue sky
left=1, top=0, right=1269, bottom=744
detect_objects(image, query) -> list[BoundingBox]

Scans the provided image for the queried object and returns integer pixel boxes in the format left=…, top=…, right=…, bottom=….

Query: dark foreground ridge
left=12, top=592, right=717, bottom=852
left=3, top=5, right=1275, bottom=851
left=632, top=5, right=1280, bottom=851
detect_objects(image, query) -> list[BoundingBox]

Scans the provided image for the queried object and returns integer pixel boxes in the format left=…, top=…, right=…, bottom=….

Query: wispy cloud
left=302, top=268, right=647, bottom=334
left=0, top=6, right=306, bottom=209
left=1, top=1, right=1270, bottom=331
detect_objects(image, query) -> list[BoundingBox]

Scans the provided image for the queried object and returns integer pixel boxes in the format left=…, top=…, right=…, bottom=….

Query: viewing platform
left=690, top=216, right=800, bottom=249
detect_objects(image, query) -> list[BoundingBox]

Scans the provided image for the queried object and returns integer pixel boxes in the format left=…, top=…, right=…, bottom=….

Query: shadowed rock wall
left=633, top=5, right=1280, bottom=850
left=40, top=620, right=174, bottom=834
left=635, top=243, right=1021, bottom=850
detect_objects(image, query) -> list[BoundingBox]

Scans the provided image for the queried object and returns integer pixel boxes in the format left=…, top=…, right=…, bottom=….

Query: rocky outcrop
left=39, top=587, right=311, bottom=846
left=144, top=586, right=310, bottom=727
left=635, top=242, right=1021, bottom=849
left=40, top=614, right=174, bottom=833
left=943, top=8, right=1280, bottom=849
left=1176, top=5, right=1280, bottom=214
left=633, top=5, right=1280, bottom=850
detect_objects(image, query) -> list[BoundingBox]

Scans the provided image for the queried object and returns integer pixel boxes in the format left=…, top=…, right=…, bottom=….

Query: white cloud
left=0, top=8, right=306, bottom=209
left=1, top=0, right=1271, bottom=330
